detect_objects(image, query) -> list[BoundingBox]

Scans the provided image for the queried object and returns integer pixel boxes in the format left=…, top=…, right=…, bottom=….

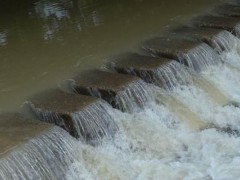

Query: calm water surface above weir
left=0, top=0, right=219, bottom=112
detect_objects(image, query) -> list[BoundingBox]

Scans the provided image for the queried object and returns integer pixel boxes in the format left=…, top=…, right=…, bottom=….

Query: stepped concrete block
left=192, top=15, right=240, bottom=36
left=142, top=37, right=207, bottom=70
left=142, top=37, right=200, bottom=60
left=211, top=3, right=240, bottom=17
left=71, top=70, right=141, bottom=109
left=167, top=26, right=228, bottom=51
left=0, top=113, right=53, bottom=157
left=107, top=53, right=175, bottom=87
left=28, top=89, right=114, bottom=141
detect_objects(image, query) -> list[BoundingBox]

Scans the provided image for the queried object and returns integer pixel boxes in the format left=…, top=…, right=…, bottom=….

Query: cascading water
left=210, top=30, right=240, bottom=68
left=4, top=37, right=240, bottom=179
left=4, top=15, right=240, bottom=180
left=0, top=127, right=89, bottom=180
left=71, top=79, right=152, bottom=113
left=199, top=29, right=240, bottom=102
left=28, top=100, right=118, bottom=145
left=106, top=60, right=194, bottom=91
left=211, top=30, right=239, bottom=53
left=151, top=61, right=193, bottom=89
left=114, top=80, right=152, bottom=112
left=70, top=36, right=240, bottom=178
left=177, top=43, right=220, bottom=72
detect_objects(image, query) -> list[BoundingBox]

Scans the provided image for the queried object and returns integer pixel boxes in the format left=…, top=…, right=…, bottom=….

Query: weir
left=0, top=113, right=83, bottom=179
left=192, top=15, right=240, bottom=37
left=3, top=1, right=240, bottom=179
left=27, top=89, right=118, bottom=144
left=71, top=69, right=209, bottom=129
left=107, top=52, right=230, bottom=106
left=167, top=26, right=239, bottom=54
left=142, top=37, right=219, bottom=72
left=70, top=70, right=152, bottom=112
left=106, top=53, right=193, bottom=90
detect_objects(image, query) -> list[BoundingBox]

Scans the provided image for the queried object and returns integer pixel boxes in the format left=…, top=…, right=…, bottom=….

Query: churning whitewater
left=3, top=28, right=240, bottom=180
left=65, top=31, right=240, bottom=179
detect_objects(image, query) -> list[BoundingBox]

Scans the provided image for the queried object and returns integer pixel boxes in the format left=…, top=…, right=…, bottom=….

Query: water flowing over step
left=106, top=52, right=230, bottom=106
left=70, top=70, right=152, bottom=112
left=106, top=53, right=193, bottom=90
left=0, top=113, right=83, bottom=179
left=3, top=2, right=240, bottom=179
left=142, top=37, right=219, bottom=72
left=27, top=89, right=118, bottom=144
left=105, top=52, right=238, bottom=130
left=191, top=15, right=240, bottom=38
left=167, top=26, right=239, bottom=54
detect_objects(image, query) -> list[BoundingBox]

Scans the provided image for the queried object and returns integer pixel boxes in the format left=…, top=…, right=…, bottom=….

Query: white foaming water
left=66, top=35, right=240, bottom=179
left=211, top=30, right=240, bottom=69
left=202, top=64, right=240, bottom=102
left=172, top=84, right=240, bottom=130
left=64, top=102, right=240, bottom=179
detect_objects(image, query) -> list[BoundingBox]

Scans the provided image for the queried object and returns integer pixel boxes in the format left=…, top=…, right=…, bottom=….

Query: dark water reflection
left=0, top=0, right=218, bottom=112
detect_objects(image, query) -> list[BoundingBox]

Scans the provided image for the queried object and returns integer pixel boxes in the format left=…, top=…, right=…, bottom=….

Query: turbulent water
left=64, top=32, right=240, bottom=179
left=4, top=23, right=240, bottom=180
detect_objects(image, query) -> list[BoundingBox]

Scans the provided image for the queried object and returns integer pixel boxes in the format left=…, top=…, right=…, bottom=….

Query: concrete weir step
left=167, top=26, right=232, bottom=52
left=107, top=53, right=184, bottom=89
left=142, top=37, right=217, bottom=72
left=0, top=113, right=53, bottom=157
left=211, top=3, right=240, bottom=17
left=192, top=15, right=240, bottom=37
left=71, top=70, right=149, bottom=112
left=27, top=89, right=118, bottom=144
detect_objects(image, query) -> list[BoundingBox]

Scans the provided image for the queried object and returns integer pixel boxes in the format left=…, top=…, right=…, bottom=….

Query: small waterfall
left=71, top=79, right=153, bottom=113
left=107, top=60, right=194, bottom=91
left=114, top=80, right=153, bottom=112
left=211, top=30, right=239, bottom=53
left=151, top=61, right=194, bottom=89
left=210, top=30, right=240, bottom=68
left=29, top=100, right=118, bottom=145
left=177, top=43, right=220, bottom=72
left=107, top=57, right=230, bottom=106
left=0, top=127, right=85, bottom=180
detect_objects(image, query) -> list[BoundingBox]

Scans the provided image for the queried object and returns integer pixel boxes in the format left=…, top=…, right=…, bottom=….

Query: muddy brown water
left=0, top=0, right=220, bottom=112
